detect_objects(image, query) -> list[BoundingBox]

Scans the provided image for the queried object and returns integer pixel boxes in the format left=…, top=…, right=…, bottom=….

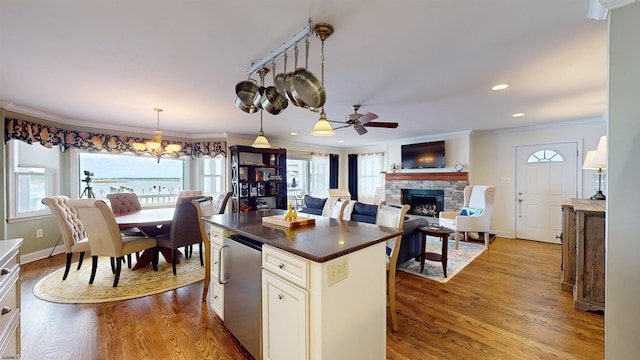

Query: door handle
left=218, top=244, right=229, bottom=284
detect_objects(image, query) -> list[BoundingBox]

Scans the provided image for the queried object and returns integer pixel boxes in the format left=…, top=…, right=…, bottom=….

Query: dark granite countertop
left=202, top=209, right=402, bottom=263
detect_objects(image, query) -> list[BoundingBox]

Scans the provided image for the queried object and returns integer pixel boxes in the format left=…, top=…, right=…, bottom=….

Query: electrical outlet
left=36, top=228, right=44, bottom=238
left=327, top=257, right=348, bottom=286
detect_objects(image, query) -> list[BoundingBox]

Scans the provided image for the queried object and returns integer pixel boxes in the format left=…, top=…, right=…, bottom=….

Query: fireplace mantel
left=385, top=172, right=468, bottom=181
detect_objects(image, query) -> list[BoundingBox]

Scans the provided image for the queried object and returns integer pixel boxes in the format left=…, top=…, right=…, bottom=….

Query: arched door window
left=527, top=149, right=565, bottom=163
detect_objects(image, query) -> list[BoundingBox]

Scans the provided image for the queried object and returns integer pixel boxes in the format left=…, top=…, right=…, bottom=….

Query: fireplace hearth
left=402, top=189, right=444, bottom=218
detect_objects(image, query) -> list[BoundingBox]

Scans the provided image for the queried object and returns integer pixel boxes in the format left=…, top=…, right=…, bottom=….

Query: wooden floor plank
left=20, top=237, right=604, bottom=359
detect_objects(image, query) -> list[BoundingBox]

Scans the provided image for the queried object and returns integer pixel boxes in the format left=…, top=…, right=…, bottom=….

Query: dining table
left=114, top=207, right=175, bottom=270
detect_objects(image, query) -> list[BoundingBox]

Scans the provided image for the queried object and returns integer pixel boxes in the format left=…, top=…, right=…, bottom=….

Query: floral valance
left=5, top=118, right=226, bottom=158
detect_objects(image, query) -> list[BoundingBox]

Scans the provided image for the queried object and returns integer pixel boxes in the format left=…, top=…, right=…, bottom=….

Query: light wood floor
left=20, top=238, right=604, bottom=359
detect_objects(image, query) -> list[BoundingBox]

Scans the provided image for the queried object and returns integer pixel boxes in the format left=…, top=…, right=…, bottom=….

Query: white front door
left=515, top=142, right=578, bottom=243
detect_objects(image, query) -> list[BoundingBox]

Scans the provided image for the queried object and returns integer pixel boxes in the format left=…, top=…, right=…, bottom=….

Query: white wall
left=606, top=3, right=640, bottom=358
left=470, top=119, right=605, bottom=237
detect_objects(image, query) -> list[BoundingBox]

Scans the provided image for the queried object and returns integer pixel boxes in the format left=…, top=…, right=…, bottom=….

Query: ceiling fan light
left=311, top=118, right=335, bottom=137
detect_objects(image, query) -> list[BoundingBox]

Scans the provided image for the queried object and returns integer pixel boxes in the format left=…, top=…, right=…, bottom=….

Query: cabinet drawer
left=211, top=282, right=224, bottom=320
left=0, top=257, right=17, bottom=290
left=0, top=272, right=19, bottom=337
left=211, top=241, right=222, bottom=281
left=263, top=245, right=309, bottom=289
left=210, top=225, right=227, bottom=245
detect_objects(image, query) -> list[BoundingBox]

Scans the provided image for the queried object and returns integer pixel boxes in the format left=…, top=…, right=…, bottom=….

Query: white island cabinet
left=203, top=210, right=399, bottom=360
left=262, top=243, right=386, bottom=360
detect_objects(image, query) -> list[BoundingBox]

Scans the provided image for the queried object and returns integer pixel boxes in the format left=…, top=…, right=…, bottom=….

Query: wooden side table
left=417, top=225, right=454, bottom=277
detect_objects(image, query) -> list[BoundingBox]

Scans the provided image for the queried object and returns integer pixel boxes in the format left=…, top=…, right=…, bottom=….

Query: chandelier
left=132, top=108, right=182, bottom=163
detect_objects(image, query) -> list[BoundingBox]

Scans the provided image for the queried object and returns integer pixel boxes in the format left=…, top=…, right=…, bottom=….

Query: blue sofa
left=344, top=201, right=429, bottom=268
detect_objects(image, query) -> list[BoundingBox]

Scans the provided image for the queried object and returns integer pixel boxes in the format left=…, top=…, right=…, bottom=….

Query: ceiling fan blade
left=364, top=121, right=398, bottom=128
left=359, top=112, right=379, bottom=124
left=355, top=124, right=368, bottom=135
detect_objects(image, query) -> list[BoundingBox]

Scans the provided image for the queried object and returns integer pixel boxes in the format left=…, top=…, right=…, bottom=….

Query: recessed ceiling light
left=290, top=132, right=298, bottom=136
left=338, top=140, right=344, bottom=143
left=512, top=112, right=525, bottom=118
left=491, top=83, right=509, bottom=91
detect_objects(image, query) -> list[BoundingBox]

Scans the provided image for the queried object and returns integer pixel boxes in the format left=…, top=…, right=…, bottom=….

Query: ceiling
left=0, top=0, right=607, bottom=149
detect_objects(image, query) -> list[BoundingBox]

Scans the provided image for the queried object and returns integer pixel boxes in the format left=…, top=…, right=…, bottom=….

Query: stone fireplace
left=383, top=172, right=469, bottom=214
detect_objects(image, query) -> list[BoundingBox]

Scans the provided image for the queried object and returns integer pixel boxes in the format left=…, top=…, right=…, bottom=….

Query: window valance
left=5, top=117, right=226, bottom=158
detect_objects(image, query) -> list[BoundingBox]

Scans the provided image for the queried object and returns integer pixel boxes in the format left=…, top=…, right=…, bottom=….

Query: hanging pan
left=291, top=36, right=325, bottom=111
left=284, top=44, right=301, bottom=107
left=261, top=60, right=288, bottom=115
left=235, top=78, right=258, bottom=113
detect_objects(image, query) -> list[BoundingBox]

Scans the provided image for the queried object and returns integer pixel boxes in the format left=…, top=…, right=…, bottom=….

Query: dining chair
left=376, top=203, right=410, bottom=332
left=42, top=196, right=91, bottom=280
left=329, top=197, right=349, bottom=219
left=184, top=191, right=232, bottom=260
left=156, top=195, right=212, bottom=275
left=178, top=190, right=202, bottom=198
left=72, top=199, right=158, bottom=287
left=192, top=197, right=215, bottom=301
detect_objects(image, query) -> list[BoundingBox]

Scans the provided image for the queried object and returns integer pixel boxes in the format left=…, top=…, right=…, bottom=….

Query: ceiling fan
left=329, top=105, right=398, bottom=135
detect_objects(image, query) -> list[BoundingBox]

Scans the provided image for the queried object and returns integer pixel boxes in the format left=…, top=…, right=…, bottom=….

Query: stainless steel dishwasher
left=221, top=234, right=262, bottom=359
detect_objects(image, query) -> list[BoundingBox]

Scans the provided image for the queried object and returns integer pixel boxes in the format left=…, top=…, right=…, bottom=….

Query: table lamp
left=582, top=137, right=607, bottom=200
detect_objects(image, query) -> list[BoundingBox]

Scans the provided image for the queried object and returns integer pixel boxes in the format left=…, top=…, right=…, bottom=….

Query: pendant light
left=311, top=23, right=335, bottom=137
left=252, top=109, right=271, bottom=148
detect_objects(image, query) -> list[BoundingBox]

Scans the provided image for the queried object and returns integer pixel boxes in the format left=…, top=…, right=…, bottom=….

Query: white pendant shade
left=311, top=112, right=335, bottom=137
left=252, top=133, right=271, bottom=148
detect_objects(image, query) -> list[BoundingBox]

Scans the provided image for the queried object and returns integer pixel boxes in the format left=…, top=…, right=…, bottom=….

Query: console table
left=560, top=199, right=605, bottom=312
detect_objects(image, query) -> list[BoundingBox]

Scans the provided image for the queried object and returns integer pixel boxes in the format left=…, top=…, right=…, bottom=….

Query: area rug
left=33, top=253, right=205, bottom=304
left=398, top=238, right=485, bottom=283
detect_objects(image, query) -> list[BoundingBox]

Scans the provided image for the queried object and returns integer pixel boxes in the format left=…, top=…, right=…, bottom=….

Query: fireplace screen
left=402, top=189, right=444, bottom=217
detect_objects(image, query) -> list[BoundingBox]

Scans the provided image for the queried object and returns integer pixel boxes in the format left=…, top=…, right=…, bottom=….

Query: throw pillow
left=304, top=195, right=327, bottom=210
left=460, top=207, right=483, bottom=216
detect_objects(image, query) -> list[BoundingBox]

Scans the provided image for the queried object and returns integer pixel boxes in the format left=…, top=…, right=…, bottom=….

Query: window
left=76, top=152, right=186, bottom=206
left=286, top=153, right=328, bottom=198
left=527, top=150, right=565, bottom=163
left=201, top=156, right=226, bottom=196
left=7, top=140, right=60, bottom=220
left=357, top=153, right=384, bottom=203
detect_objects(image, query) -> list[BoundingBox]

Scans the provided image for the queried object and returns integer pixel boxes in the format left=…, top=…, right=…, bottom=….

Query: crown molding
left=599, top=0, right=638, bottom=10
left=1, top=100, right=226, bottom=140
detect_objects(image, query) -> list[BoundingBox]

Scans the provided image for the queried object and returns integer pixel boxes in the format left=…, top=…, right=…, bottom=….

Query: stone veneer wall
left=383, top=173, right=469, bottom=211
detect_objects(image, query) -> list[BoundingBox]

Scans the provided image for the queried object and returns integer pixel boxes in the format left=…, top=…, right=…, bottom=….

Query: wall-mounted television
left=401, top=140, right=445, bottom=169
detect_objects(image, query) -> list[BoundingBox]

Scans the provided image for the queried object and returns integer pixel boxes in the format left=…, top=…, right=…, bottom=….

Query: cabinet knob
left=213, top=295, right=218, bottom=300
left=1, top=307, right=11, bottom=315
left=0, top=268, right=9, bottom=276
left=277, top=294, right=284, bottom=300
left=278, top=263, right=285, bottom=269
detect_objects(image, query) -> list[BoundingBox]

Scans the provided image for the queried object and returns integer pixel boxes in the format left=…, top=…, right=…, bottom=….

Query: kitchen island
left=203, top=209, right=402, bottom=360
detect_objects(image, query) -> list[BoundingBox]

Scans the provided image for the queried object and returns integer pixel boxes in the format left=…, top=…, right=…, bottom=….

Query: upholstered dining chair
left=376, top=203, right=410, bottom=332
left=439, top=185, right=496, bottom=250
left=106, top=192, right=143, bottom=236
left=330, top=197, right=349, bottom=219
left=155, top=195, right=212, bottom=275
left=192, top=197, right=215, bottom=301
left=72, top=199, right=158, bottom=287
left=178, top=190, right=203, bottom=198
left=42, top=196, right=91, bottom=280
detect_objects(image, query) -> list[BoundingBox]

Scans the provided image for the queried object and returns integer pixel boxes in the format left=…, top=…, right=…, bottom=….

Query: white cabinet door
left=209, top=226, right=226, bottom=320
left=262, top=270, right=308, bottom=360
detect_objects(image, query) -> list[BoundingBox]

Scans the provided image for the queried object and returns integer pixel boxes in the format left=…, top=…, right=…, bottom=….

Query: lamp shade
left=252, top=132, right=271, bottom=148
left=582, top=150, right=605, bottom=170
left=592, top=135, right=606, bottom=167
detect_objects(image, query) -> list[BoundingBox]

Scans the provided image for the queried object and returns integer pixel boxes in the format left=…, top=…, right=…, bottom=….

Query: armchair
left=439, top=185, right=496, bottom=250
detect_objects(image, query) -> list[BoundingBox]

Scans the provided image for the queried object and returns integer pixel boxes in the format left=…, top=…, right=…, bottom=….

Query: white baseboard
left=21, top=245, right=65, bottom=264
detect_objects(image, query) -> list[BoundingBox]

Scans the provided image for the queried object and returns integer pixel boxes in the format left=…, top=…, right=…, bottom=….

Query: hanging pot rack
left=246, top=19, right=314, bottom=75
